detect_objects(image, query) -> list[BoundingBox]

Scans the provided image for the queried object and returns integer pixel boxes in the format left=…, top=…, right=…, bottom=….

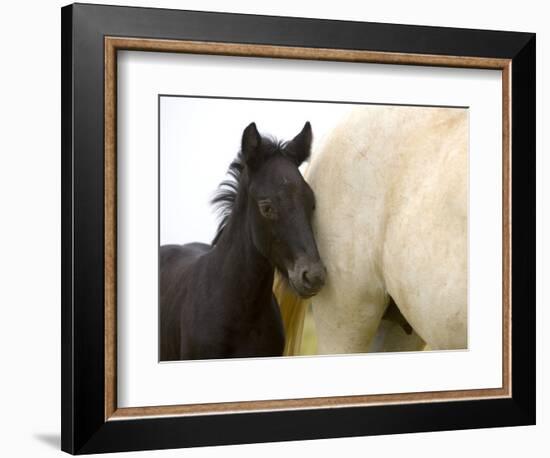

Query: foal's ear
left=285, top=122, right=312, bottom=166
left=241, top=122, right=262, bottom=169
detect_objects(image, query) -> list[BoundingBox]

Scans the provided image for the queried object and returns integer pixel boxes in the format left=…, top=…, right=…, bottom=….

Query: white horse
left=276, top=105, right=467, bottom=355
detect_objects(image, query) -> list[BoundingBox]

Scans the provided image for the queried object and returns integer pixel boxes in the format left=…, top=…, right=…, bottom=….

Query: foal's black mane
left=210, top=155, right=245, bottom=245
left=210, top=135, right=288, bottom=245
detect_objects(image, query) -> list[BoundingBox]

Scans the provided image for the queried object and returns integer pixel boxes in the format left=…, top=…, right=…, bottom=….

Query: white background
left=0, top=0, right=546, bottom=457
left=119, top=52, right=502, bottom=407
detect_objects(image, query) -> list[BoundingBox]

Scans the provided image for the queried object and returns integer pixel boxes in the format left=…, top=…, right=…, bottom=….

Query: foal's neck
left=212, top=204, right=274, bottom=311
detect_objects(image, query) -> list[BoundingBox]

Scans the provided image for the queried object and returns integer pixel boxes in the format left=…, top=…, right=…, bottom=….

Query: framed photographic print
left=61, top=3, right=536, bottom=454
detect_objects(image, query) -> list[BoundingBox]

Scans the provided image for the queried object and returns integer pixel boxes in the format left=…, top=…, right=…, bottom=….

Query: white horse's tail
left=273, top=271, right=309, bottom=356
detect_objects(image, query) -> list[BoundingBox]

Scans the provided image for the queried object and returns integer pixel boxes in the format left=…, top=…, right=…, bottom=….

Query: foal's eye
left=258, top=201, right=277, bottom=220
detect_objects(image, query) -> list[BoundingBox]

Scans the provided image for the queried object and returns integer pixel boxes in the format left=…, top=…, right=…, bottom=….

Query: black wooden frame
left=61, top=3, right=536, bottom=454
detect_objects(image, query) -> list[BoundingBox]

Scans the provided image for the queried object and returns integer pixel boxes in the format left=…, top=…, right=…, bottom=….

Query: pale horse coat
left=286, top=106, right=468, bottom=354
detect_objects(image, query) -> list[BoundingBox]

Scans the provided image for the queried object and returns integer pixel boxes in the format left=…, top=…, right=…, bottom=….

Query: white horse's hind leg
left=369, top=300, right=426, bottom=352
left=369, top=320, right=426, bottom=352
left=312, top=289, right=388, bottom=355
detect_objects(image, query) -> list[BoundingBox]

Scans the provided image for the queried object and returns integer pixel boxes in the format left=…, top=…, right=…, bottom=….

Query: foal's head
left=240, top=122, right=326, bottom=297
left=212, top=122, right=326, bottom=298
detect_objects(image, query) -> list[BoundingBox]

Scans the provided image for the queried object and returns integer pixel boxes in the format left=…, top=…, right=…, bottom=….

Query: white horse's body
left=306, top=106, right=468, bottom=353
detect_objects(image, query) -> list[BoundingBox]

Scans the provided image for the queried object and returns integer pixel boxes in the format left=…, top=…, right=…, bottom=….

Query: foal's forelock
left=210, top=135, right=294, bottom=245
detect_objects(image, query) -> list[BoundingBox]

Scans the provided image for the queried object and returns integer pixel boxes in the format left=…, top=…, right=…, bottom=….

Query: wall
left=0, top=0, right=545, bottom=456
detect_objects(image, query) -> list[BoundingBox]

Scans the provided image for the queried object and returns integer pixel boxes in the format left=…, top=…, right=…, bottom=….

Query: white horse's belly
left=307, top=106, right=468, bottom=352
left=383, top=210, right=467, bottom=349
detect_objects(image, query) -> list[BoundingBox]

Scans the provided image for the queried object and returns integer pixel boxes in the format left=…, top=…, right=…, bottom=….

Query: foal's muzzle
left=288, top=257, right=327, bottom=298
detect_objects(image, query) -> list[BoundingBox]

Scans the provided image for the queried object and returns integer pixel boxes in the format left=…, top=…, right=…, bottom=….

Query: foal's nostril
left=301, top=265, right=325, bottom=290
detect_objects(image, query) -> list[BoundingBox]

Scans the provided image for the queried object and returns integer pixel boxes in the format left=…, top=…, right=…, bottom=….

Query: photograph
left=57, top=3, right=537, bottom=454
left=159, top=96, right=468, bottom=361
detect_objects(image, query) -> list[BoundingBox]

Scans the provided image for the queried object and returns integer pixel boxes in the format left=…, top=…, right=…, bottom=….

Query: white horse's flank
left=304, top=105, right=468, bottom=354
